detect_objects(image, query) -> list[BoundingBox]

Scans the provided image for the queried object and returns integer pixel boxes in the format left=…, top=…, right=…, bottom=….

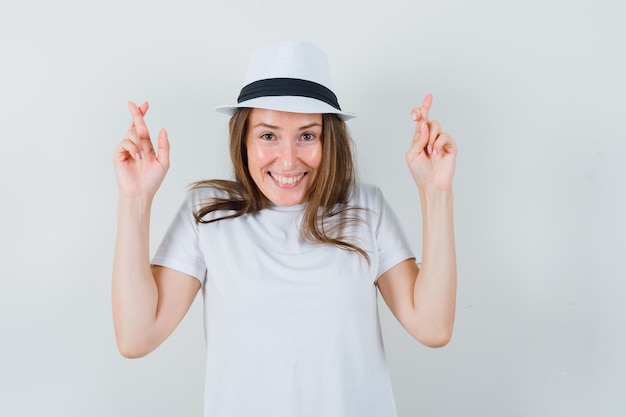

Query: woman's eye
left=301, top=133, right=315, bottom=141
left=261, top=133, right=275, bottom=141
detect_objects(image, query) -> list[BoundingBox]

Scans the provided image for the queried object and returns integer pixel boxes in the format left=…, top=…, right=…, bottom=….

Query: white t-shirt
left=152, top=183, right=416, bottom=417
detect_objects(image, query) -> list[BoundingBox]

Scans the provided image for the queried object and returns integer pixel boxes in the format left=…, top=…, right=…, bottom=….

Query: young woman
left=112, top=41, right=457, bottom=417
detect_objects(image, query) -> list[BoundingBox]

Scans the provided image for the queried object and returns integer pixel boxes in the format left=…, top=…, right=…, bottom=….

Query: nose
left=278, top=139, right=298, bottom=169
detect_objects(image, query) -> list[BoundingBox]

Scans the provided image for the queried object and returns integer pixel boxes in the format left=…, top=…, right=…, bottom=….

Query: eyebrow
left=251, top=122, right=322, bottom=130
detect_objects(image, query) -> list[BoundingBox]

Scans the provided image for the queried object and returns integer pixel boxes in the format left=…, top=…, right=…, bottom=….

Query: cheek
left=246, top=144, right=268, bottom=170
left=310, top=144, right=323, bottom=169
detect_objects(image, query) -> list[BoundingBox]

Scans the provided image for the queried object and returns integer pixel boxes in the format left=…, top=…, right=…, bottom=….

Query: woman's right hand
left=113, top=101, right=170, bottom=199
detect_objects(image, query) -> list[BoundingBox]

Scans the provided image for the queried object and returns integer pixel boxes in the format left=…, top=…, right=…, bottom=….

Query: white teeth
left=271, top=173, right=303, bottom=184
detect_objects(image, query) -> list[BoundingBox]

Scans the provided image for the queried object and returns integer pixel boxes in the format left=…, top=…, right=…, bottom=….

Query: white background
left=1, top=0, right=625, bottom=416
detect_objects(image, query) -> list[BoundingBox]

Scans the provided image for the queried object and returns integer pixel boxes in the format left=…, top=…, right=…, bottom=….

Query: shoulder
left=185, top=183, right=228, bottom=205
left=351, top=182, right=385, bottom=208
left=184, top=180, right=242, bottom=221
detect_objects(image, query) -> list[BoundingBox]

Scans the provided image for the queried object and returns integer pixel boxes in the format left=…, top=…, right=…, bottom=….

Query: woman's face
left=246, top=108, right=323, bottom=206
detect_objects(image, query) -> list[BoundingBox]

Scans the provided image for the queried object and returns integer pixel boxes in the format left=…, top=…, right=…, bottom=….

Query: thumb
left=156, top=128, right=170, bottom=169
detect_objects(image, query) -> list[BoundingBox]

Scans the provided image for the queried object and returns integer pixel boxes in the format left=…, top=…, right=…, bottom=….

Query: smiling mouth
left=269, top=172, right=305, bottom=185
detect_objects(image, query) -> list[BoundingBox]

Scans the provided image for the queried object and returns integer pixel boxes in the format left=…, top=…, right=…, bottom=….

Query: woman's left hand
left=405, top=94, right=457, bottom=191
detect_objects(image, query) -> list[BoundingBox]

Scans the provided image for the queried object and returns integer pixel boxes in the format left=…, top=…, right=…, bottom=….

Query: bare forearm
left=413, top=188, right=457, bottom=345
left=112, top=196, right=159, bottom=356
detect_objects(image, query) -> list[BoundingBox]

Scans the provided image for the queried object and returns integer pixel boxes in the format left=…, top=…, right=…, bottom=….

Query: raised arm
left=112, top=101, right=200, bottom=358
left=377, top=94, right=457, bottom=348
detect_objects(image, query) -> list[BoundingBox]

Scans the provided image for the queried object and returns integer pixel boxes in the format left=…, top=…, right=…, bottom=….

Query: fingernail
left=411, top=111, right=417, bottom=121
left=140, top=151, right=145, bottom=159
left=427, top=145, right=433, bottom=154
left=135, top=153, right=140, bottom=160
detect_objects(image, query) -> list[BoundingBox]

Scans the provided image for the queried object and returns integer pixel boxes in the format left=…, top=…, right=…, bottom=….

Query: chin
left=269, top=195, right=307, bottom=206
left=261, top=180, right=311, bottom=207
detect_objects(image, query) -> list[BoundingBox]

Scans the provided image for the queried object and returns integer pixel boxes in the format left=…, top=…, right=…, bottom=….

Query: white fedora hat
left=215, top=41, right=356, bottom=120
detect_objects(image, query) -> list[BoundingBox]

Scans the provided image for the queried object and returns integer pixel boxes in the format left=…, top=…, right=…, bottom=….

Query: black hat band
left=237, top=78, right=341, bottom=111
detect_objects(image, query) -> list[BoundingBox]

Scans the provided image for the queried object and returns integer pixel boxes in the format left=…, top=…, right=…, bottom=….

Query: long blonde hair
left=191, top=108, right=368, bottom=262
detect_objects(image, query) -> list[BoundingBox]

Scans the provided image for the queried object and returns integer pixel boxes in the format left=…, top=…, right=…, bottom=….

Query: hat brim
left=215, top=96, right=357, bottom=121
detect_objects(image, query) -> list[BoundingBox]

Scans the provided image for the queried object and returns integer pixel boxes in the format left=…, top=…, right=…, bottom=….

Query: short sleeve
left=151, top=191, right=207, bottom=284
left=367, top=185, right=417, bottom=279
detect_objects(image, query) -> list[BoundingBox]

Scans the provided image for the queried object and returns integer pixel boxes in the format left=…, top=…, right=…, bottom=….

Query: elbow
left=408, top=323, right=454, bottom=348
left=116, top=339, right=151, bottom=359
left=113, top=318, right=160, bottom=358
left=419, top=330, right=453, bottom=348
left=114, top=332, right=156, bottom=359
left=118, top=345, right=149, bottom=359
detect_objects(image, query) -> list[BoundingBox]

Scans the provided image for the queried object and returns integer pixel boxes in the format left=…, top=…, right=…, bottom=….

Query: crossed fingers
left=122, top=101, right=151, bottom=160
left=410, top=93, right=452, bottom=157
